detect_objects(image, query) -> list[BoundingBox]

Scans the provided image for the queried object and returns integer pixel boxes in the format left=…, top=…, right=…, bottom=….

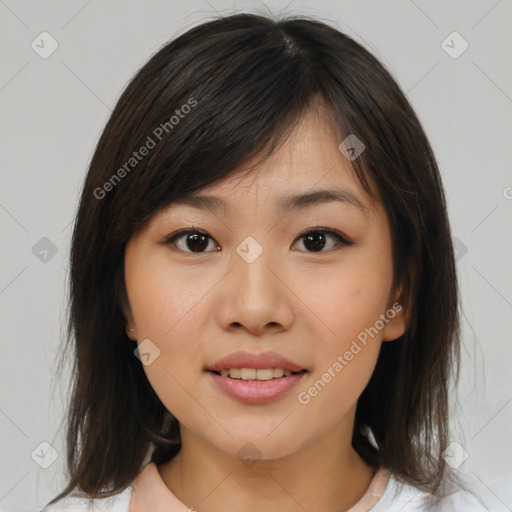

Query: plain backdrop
left=0, top=1, right=511, bottom=511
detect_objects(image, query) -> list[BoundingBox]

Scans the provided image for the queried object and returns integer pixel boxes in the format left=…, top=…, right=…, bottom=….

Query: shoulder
left=442, top=487, right=491, bottom=511
left=370, top=473, right=490, bottom=512
left=40, top=486, right=132, bottom=512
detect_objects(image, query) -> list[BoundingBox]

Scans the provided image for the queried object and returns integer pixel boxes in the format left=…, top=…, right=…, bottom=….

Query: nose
left=214, top=243, right=295, bottom=337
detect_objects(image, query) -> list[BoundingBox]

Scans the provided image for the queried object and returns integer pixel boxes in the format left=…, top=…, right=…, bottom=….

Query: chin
left=205, top=429, right=304, bottom=464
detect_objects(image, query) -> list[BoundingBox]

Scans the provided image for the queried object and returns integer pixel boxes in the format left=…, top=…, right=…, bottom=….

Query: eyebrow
left=173, top=188, right=369, bottom=216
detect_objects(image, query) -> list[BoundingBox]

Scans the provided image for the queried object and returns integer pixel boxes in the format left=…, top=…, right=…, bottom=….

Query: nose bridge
left=233, top=234, right=278, bottom=303
left=215, top=233, right=293, bottom=334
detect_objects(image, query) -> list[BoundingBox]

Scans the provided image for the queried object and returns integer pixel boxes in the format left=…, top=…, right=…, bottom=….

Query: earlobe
left=382, top=309, right=407, bottom=342
left=124, top=309, right=137, bottom=340
left=126, top=324, right=137, bottom=340
left=382, top=286, right=409, bottom=342
left=121, top=287, right=137, bottom=340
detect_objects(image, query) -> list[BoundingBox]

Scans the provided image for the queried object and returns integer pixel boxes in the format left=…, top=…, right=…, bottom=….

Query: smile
left=214, top=368, right=301, bottom=380
left=207, top=369, right=308, bottom=404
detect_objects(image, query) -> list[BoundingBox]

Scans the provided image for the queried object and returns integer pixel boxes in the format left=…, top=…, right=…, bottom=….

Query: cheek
left=299, top=252, right=393, bottom=353
left=125, top=254, right=222, bottom=401
left=126, top=252, right=210, bottom=340
left=125, top=258, right=212, bottom=419
left=294, top=262, right=391, bottom=424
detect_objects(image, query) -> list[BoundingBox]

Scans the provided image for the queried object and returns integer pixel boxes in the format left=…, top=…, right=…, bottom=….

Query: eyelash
left=163, top=227, right=353, bottom=254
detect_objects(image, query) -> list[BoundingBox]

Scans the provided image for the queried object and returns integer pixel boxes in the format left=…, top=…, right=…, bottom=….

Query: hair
left=46, top=9, right=463, bottom=508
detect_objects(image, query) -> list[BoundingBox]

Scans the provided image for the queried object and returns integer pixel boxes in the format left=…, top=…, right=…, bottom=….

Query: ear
left=120, top=285, right=137, bottom=340
left=125, top=319, right=137, bottom=340
left=382, top=285, right=409, bottom=342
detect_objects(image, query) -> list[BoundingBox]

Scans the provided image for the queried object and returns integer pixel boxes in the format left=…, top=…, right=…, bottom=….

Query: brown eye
left=165, top=229, right=219, bottom=253
left=292, top=229, right=352, bottom=253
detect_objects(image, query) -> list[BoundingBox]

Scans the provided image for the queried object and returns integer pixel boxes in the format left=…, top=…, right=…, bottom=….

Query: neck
left=158, top=423, right=376, bottom=512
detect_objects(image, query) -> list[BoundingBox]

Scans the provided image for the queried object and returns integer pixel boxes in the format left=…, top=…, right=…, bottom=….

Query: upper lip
left=208, top=351, right=306, bottom=373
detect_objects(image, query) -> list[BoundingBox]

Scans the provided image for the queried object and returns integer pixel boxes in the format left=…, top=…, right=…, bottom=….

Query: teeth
left=218, top=368, right=295, bottom=380
left=229, top=368, right=241, bottom=379
left=241, top=368, right=256, bottom=380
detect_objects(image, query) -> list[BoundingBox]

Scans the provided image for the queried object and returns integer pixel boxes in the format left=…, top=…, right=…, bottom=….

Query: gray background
left=1, top=1, right=511, bottom=510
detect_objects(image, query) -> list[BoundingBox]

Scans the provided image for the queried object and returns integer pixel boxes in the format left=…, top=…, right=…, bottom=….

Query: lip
left=207, top=351, right=305, bottom=373
left=206, top=351, right=308, bottom=405
left=207, top=370, right=307, bottom=404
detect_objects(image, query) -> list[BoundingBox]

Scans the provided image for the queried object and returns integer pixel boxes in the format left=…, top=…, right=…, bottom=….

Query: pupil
left=187, top=233, right=208, bottom=252
left=304, top=233, right=325, bottom=252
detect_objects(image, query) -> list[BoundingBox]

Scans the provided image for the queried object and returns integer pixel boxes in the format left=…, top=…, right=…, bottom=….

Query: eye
left=292, top=228, right=352, bottom=253
left=165, top=229, right=220, bottom=254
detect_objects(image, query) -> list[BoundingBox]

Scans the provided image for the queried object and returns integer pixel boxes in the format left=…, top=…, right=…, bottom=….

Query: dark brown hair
left=46, top=10, right=462, bottom=506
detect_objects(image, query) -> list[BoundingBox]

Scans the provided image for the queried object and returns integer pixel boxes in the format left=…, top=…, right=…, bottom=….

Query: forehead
left=172, top=108, right=374, bottom=216
left=142, top=103, right=385, bottom=235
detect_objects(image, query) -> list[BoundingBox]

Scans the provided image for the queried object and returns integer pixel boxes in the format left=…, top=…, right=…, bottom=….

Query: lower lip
left=207, top=371, right=307, bottom=404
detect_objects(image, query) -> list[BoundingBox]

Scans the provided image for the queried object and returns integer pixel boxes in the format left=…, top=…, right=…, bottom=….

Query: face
left=123, top=106, right=407, bottom=462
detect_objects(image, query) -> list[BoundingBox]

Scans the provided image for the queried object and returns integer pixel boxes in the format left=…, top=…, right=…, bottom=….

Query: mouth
left=206, top=351, right=309, bottom=404
left=208, top=368, right=308, bottom=380
left=206, top=368, right=308, bottom=404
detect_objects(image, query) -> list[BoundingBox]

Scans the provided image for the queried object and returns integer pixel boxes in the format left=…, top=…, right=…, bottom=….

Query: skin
left=124, top=104, right=407, bottom=512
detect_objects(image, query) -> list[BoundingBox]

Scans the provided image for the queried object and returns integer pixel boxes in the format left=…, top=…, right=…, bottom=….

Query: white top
left=41, top=462, right=490, bottom=512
